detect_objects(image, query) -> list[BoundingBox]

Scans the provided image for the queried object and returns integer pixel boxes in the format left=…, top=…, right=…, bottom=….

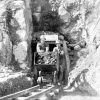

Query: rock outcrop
left=54, top=0, right=100, bottom=95
left=0, top=0, right=33, bottom=70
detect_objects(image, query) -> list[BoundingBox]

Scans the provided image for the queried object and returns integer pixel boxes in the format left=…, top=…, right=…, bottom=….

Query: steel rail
left=0, top=84, right=59, bottom=100
left=18, top=85, right=57, bottom=100
left=0, top=85, right=39, bottom=100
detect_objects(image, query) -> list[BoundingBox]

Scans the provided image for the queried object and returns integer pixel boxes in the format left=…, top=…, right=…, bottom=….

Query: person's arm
left=46, top=46, right=49, bottom=52
left=53, top=47, right=57, bottom=52
left=37, top=43, right=43, bottom=53
left=45, top=43, right=49, bottom=52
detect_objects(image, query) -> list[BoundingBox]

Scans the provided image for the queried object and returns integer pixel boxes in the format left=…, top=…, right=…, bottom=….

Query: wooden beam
left=63, top=41, right=70, bottom=72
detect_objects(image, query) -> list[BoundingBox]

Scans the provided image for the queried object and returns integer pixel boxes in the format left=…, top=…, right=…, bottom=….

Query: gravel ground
left=40, top=89, right=99, bottom=100
left=59, top=89, right=99, bottom=100
left=60, top=96, right=100, bottom=100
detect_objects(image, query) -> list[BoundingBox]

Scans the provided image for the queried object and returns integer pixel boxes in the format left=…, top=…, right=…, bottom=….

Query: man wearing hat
left=36, top=35, right=49, bottom=65
left=53, top=39, right=65, bottom=85
left=37, top=35, right=49, bottom=54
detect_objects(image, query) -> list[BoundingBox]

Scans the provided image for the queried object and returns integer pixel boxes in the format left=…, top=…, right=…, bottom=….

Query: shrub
left=0, top=73, right=32, bottom=97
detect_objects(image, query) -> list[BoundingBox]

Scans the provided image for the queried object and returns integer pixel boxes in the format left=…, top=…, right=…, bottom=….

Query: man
left=36, top=35, right=49, bottom=64
left=37, top=35, right=49, bottom=54
left=53, top=40, right=65, bottom=85
left=53, top=40, right=64, bottom=54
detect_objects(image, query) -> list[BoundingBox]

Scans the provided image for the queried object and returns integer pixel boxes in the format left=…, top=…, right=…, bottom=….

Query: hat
left=58, top=35, right=64, bottom=40
left=56, top=40, right=61, bottom=44
left=40, top=35, right=46, bottom=41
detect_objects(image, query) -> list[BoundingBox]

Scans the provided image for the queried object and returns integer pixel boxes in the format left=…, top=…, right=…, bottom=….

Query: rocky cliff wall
left=0, top=0, right=33, bottom=70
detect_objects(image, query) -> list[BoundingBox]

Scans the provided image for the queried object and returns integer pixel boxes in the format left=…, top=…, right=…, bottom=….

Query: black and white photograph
left=0, top=0, right=100, bottom=100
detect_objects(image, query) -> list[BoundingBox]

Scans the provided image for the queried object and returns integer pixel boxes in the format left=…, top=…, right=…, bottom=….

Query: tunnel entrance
left=31, top=10, right=63, bottom=71
left=32, top=11, right=62, bottom=32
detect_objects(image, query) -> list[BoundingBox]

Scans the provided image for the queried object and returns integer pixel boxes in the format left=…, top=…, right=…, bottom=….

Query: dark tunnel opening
left=31, top=10, right=63, bottom=71
left=32, top=11, right=63, bottom=33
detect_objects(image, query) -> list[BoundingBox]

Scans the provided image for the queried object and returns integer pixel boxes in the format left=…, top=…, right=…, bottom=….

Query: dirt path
left=59, top=90, right=100, bottom=100
left=60, top=96, right=100, bottom=100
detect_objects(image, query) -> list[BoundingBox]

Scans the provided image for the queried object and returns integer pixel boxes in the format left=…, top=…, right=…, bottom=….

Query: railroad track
left=0, top=83, right=62, bottom=100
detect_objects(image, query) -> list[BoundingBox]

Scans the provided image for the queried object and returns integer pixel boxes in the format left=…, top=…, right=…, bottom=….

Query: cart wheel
left=53, top=71, right=57, bottom=85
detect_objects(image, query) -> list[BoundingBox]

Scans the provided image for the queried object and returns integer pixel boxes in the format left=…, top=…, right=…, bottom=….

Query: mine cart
left=33, top=34, right=60, bottom=84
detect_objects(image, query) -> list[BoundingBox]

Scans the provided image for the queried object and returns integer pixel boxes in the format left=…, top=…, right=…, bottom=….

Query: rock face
left=58, top=5, right=70, bottom=23
left=84, top=0, right=100, bottom=95
left=57, top=0, right=100, bottom=95
left=12, top=0, right=28, bottom=69
left=0, top=15, right=12, bottom=66
left=0, top=0, right=32, bottom=70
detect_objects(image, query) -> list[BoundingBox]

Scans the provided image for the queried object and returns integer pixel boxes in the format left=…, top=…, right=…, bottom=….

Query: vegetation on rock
left=0, top=0, right=100, bottom=96
left=0, top=73, right=32, bottom=97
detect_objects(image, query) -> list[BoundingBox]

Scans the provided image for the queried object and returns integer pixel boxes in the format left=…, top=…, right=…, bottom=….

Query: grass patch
left=0, top=73, right=32, bottom=97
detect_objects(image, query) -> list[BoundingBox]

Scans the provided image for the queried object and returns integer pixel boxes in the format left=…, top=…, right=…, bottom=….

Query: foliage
left=6, top=7, right=21, bottom=45
left=49, top=0, right=61, bottom=11
left=5, top=6, right=22, bottom=69
left=10, top=54, right=21, bottom=71
left=0, top=43, right=6, bottom=65
left=39, top=11, right=63, bottom=32
left=0, top=37, right=12, bottom=66
left=0, top=74, right=32, bottom=97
